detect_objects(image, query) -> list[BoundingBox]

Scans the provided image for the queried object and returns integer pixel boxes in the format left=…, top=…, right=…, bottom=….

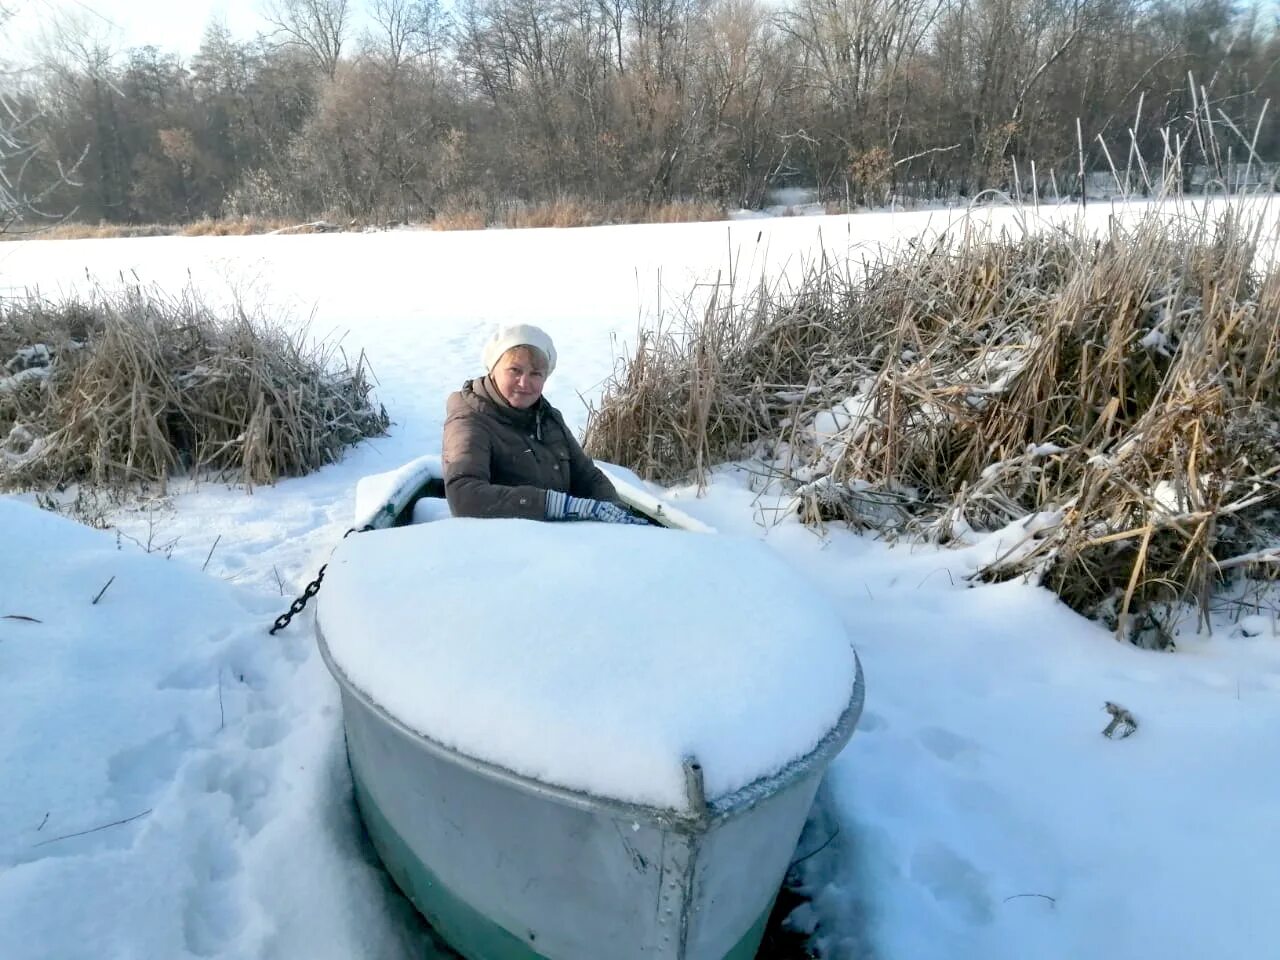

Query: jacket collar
left=466, top=376, right=548, bottom=437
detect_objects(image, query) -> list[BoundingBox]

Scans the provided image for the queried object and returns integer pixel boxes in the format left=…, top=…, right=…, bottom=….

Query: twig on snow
left=1003, top=893, right=1057, bottom=906
left=33, top=808, right=152, bottom=847
left=202, top=534, right=222, bottom=572
left=91, top=576, right=116, bottom=605
left=917, top=567, right=956, bottom=589
left=3, top=614, right=42, bottom=622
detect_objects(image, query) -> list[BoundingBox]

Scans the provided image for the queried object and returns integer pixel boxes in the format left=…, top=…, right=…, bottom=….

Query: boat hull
left=323, top=624, right=862, bottom=960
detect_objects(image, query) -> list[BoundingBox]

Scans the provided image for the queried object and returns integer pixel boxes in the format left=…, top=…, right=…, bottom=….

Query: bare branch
left=262, top=0, right=351, bottom=79
left=894, top=143, right=961, bottom=166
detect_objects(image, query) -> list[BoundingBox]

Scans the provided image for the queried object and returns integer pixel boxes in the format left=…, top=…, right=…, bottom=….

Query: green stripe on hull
left=722, top=906, right=772, bottom=960
left=351, top=770, right=774, bottom=960
left=353, top=770, right=549, bottom=959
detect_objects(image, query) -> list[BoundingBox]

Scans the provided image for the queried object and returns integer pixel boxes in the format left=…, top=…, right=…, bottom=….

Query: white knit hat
left=481, top=323, right=557, bottom=375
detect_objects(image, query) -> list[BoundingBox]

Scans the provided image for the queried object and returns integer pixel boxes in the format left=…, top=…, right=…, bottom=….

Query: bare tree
left=365, top=0, right=451, bottom=219
left=0, top=2, right=85, bottom=231
left=371, top=0, right=447, bottom=72
left=4, top=0, right=1279, bottom=224
left=29, top=8, right=124, bottom=220
left=780, top=0, right=946, bottom=196
left=263, top=0, right=350, bottom=79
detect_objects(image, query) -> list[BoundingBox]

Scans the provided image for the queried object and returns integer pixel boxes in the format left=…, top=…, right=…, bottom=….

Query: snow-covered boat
left=315, top=456, right=865, bottom=960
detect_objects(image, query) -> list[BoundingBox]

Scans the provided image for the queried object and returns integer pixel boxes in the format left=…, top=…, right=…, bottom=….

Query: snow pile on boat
left=316, top=519, right=860, bottom=810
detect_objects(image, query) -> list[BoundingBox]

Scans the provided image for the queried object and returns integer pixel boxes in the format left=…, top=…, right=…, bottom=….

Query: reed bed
left=8, top=202, right=726, bottom=240
left=428, top=209, right=489, bottom=231
left=430, top=199, right=726, bottom=231
left=585, top=207, right=1280, bottom=643
left=0, top=217, right=320, bottom=241
left=0, top=287, right=388, bottom=490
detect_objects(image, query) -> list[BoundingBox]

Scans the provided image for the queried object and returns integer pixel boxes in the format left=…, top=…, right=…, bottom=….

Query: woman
left=442, top=323, right=645, bottom=523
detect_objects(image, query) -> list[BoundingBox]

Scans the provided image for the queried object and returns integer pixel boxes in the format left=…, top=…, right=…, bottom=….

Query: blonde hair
left=499, top=345, right=549, bottom=373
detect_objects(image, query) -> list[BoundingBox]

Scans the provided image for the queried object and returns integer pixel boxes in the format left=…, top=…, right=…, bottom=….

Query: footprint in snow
left=188, top=753, right=276, bottom=837
left=182, top=859, right=244, bottom=957
left=158, top=644, right=269, bottom=694
left=856, top=710, right=888, bottom=733
left=917, top=726, right=979, bottom=765
left=1259, top=673, right=1280, bottom=693
left=107, top=723, right=193, bottom=797
left=158, top=660, right=219, bottom=691
left=225, top=657, right=270, bottom=692
left=909, top=841, right=995, bottom=924
left=192, top=830, right=242, bottom=883
left=243, top=714, right=289, bottom=750
left=275, top=632, right=311, bottom=665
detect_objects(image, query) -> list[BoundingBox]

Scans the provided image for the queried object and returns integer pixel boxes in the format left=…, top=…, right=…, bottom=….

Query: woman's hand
left=546, top=491, right=649, bottom=524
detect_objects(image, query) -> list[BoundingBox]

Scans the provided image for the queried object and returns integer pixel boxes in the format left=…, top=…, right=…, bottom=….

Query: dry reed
left=1, top=217, right=328, bottom=241
left=0, top=286, right=388, bottom=490
left=6, top=203, right=725, bottom=241
left=429, top=210, right=488, bottom=231
left=584, top=207, right=1280, bottom=643
left=429, top=199, right=725, bottom=231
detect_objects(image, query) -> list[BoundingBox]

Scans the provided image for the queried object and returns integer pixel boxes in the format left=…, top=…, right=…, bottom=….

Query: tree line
left=4, top=0, right=1279, bottom=228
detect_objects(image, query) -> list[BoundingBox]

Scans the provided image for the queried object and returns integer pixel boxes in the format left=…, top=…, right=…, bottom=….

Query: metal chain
left=269, top=525, right=373, bottom=635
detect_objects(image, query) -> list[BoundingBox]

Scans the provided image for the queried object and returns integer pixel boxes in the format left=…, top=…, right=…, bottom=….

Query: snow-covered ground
left=2, top=202, right=1279, bottom=960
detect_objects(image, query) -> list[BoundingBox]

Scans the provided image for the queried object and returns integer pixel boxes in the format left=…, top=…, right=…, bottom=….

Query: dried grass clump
left=502, top=199, right=598, bottom=229
left=11, top=205, right=725, bottom=240
left=619, top=201, right=725, bottom=224
left=0, top=217, right=327, bottom=241
left=1, top=222, right=176, bottom=241
left=429, top=199, right=726, bottom=231
left=181, top=217, right=311, bottom=237
left=429, top=209, right=488, bottom=231
left=0, top=287, right=388, bottom=490
left=501, top=199, right=725, bottom=229
left=585, top=208, right=1280, bottom=641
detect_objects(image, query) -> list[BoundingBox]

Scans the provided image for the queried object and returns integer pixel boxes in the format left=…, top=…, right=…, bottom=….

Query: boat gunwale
left=317, top=619, right=864, bottom=830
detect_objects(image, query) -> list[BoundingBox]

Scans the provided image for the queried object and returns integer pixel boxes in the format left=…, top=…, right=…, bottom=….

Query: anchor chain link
left=268, top=524, right=373, bottom=635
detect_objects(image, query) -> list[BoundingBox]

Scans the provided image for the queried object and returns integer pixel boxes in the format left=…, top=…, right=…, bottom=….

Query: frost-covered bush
left=586, top=209, right=1280, bottom=640
left=223, top=168, right=299, bottom=220
left=0, top=288, right=388, bottom=489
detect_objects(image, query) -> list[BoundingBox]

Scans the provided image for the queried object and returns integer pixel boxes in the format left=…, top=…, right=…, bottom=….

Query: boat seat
left=392, top=477, right=448, bottom=527
left=410, top=494, right=453, bottom=525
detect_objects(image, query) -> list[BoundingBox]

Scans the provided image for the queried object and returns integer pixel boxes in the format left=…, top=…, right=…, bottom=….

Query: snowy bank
left=663, top=469, right=1280, bottom=960
left=0, top=497, right=429, bottom=960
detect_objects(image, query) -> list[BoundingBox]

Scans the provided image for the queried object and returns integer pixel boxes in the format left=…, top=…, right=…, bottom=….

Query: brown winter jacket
left=442, top=377, right=619, bottom=520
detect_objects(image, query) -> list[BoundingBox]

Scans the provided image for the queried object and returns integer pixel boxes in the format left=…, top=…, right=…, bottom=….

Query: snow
left=317, top=519, right=859, bottom=810
left=1027, top=442, right=1066, bottom=457
left=0, top=498, right=426, bottom=960
left=2, top=199, right=1279, bottom=960
left=1140, top=325, right=1174, bottom=355
left=0, top=365, right=48, bottom=392
left=668, top=472, right=1280, bottom=960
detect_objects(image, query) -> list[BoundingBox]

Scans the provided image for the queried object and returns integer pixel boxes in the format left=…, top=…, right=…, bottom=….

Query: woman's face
left=492, top=347, right=547, bottom=409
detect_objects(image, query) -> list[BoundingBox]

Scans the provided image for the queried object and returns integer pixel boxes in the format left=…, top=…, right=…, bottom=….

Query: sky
left=3, top=0, right=333, bottom=60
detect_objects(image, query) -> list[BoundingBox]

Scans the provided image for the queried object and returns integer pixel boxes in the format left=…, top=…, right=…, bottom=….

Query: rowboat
left=316, top=456, right=865, bottom=959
